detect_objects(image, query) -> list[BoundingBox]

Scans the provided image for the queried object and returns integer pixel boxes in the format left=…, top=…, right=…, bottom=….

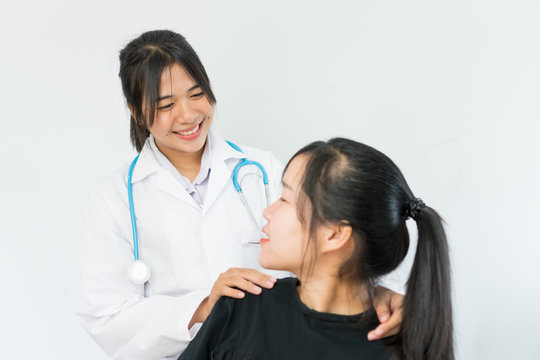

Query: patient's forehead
left=283, top=155, right=308, bottom=193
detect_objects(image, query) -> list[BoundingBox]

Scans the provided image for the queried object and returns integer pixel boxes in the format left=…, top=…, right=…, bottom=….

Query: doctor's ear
left=319, top=222, right=353, bottom=254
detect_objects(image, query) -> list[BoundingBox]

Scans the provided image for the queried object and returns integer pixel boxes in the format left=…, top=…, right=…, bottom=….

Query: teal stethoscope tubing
left=127, top=141, right=269, bottom=283
left=127, top=154, right=141, bottom=261
left=227, top=141, right=271, bottom=240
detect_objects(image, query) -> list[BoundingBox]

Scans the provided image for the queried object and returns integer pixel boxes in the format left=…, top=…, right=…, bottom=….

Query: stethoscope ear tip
left=128, top=260, right=151, bottom=284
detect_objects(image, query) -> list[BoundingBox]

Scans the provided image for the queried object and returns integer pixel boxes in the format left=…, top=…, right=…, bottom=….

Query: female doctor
left=77, top=30, right=404, bottom=360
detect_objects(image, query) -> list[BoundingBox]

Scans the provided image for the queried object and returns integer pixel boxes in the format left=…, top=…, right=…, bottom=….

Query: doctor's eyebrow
left=158, top=85, right=200, bottom=101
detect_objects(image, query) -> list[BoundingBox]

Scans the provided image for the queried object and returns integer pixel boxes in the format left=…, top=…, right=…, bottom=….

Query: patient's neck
left=296, top=272, right=370, bottom=316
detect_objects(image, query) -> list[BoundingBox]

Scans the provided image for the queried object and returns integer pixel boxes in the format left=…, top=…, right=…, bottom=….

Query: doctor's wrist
left=189, top=297, right=210, bottom=329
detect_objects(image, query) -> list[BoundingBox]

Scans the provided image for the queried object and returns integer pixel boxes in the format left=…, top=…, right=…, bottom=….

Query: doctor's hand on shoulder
left=368, top=286, right=405, bottom=340
left=189, top=268, right=277, bottom=327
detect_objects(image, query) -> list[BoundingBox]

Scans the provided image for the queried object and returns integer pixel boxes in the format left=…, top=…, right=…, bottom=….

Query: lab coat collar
left=203, top=130, right=246, bottom=214
left=130, top=137, right=162, bottom=184
left=207, top=130, right=246, bottom=162
left=131, top=130, right=245, bottom=185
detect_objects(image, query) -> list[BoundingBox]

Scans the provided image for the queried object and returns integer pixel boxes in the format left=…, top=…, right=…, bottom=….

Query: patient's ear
left=319, top=222, right=353, bottom=254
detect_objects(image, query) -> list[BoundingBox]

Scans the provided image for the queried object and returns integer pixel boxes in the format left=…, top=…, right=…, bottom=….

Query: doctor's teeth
left=179, top=124, right=199, bottom=135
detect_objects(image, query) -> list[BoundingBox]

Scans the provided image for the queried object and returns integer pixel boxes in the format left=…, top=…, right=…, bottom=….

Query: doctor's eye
left=158, top=103, right=174, bottom=111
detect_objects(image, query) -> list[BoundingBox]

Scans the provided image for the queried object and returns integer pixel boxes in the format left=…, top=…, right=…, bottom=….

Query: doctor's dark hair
left=119, top=30, right=216, bottom=152
left=287, top=138, right=453, bottom=360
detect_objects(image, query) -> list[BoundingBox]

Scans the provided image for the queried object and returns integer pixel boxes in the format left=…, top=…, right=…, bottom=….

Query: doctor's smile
left=173, top=119, right=204, bottom=140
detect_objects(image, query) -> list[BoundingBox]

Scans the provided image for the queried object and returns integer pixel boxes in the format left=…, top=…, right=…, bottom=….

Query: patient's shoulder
left=224, top=276, right=298, bottom=313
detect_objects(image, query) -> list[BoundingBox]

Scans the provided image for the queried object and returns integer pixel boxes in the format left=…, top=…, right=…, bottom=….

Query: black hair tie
left=405, top=198, right=426, bottom=220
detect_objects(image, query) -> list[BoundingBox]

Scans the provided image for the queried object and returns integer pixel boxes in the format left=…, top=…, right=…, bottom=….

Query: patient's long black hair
left=286, top=138, right=453, bottom=360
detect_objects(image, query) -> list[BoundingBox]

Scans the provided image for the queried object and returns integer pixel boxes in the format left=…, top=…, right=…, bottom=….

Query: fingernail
left=265, top=281, right=275, bottom=288
left=381, top=312, right=389, bottom=321
left=367, top=333, right=375, bottom=341
left=375, top=328, right=384, bottom=336
left=238, top=292, right=245, bottom=298
left=254, top=286, right=262, bottom=293
left=270, top=277, right=277, bottom=282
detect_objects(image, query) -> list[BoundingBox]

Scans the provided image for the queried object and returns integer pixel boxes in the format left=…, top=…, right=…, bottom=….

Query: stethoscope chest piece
left=128, top=260, right=151, bottom=284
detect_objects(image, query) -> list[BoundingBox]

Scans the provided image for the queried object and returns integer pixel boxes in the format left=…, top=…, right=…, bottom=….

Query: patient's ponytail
left=399, top=205, right=453, bottom=360
left=288, top=138, right=454, bottom=360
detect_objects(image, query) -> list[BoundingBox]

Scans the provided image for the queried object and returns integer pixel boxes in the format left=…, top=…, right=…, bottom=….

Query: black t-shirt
left=179, top=277, right=392, bottom=360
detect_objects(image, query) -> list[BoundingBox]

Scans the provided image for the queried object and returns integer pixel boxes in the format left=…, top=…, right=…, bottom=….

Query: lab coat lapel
left=155, top=170, right=200, bottom=209
left=203, top=131, right=244, bottom=215
left=132, top=138, right=200, bottom=210
left=130, top=139, right=160, bottom=183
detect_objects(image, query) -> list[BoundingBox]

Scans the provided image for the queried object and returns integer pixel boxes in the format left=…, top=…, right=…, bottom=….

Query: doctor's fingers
left=368, top=305, right=403, bottom=340
left=208, top=276, right=258, bottom=307
left=368, top=290, right=404, bottom=340
left=209, top=278, right=259, bottom=304
left=231, top=268, right=277, bottom=289
left=221, top=268, right=277, bottom=289
left=210, top=268, right=276, bottom=299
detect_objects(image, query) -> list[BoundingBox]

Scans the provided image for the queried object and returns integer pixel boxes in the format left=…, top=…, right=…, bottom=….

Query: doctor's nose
left=174, top=100, right=198, bottom=124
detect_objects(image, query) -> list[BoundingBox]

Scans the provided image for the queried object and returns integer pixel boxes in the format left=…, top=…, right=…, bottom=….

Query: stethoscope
left=126, top=141, right=270, bottom=284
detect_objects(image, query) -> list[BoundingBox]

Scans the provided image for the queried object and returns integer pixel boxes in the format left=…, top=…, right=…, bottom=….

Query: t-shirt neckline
left=288, top=278, right=371, bottom=323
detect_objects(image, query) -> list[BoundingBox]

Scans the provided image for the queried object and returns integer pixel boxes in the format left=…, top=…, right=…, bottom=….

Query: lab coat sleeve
left=376, top=274, right=405, bottom=295
left=77, top=191, right=209, bottom=360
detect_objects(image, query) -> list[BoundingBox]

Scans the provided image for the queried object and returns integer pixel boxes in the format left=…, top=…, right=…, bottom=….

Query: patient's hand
left=368, top=286, right=404, bottom=341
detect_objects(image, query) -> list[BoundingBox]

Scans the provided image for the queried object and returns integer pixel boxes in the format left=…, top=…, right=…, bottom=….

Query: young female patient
left=179, top=138, right=453, bottom=360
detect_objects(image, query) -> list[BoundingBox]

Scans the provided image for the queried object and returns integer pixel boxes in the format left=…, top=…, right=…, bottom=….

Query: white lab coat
left=77, top=131, right=288, bottom=360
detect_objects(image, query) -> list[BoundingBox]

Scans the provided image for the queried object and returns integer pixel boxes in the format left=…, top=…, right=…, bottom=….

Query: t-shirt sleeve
left=178, top=297, right=235, bottom=360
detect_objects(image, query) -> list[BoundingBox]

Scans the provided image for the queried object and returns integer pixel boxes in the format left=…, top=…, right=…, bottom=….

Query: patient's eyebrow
left=282, top=180, right=293, bottom=191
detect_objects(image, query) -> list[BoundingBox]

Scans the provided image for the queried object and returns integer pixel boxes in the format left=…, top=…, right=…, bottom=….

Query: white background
left=1, top=0, right=539, bottom=359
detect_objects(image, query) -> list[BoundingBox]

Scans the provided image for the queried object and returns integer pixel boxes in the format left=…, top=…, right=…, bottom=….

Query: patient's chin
left=258, top=256, right=280, bottom=271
